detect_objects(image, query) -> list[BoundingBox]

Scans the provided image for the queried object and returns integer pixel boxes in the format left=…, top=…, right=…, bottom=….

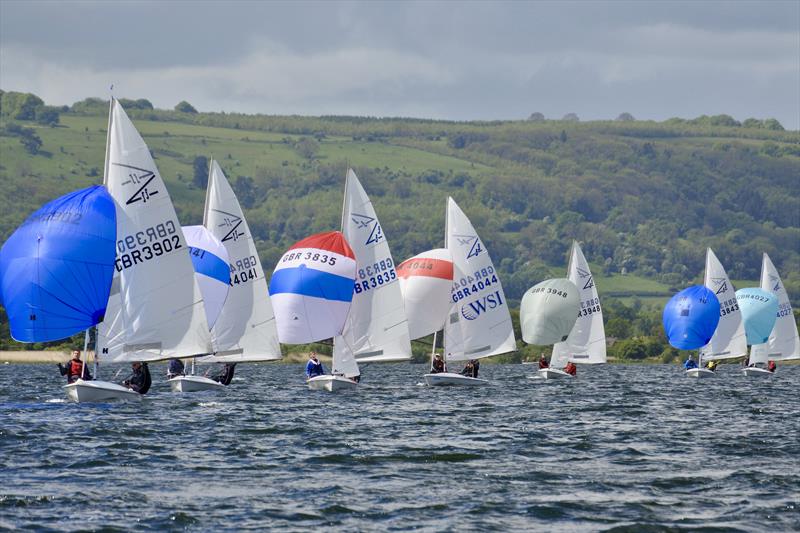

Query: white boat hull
left=168, top=375, right=225, bottom=392
left=423, top=372, right=488, bottom=387
left=307, top=375, right=358, bottom=392
left=742, top=367, right=775, bottom=377
left=686, top=368, right=715, bottom=379
left=63, top=379, right=141, bottom=403
left=536, top=368, right=574, bottom=380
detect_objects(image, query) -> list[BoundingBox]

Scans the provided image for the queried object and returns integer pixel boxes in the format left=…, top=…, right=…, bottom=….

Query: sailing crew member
left=306, top=352, right=325, bottom=378
left=212, top=363, right=237, bottom=385
left=683, top=356, right=698, bottom=370
left=564, top=361, right=577, bottom=376
left=460, top=360, right=480, bottom=378
left=767, top=360, right=777, bottom=373
left=706, top=360, right=718, bottom=372
left=58, top=349, right=91, bottom=383
left=122, top=362, right=151, bottom=394
left=430, top=353, right=445, bottom=374
left=538, top=354, right=549, bottom=369
left=167, top=358, right=185, bottom=379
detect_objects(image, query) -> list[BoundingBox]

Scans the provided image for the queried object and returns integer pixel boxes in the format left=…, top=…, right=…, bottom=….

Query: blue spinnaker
left=0, top=186, right=117, bottom=342
left=663, top=285, right=721, bottom=350
left=736, top=287, right=779, bottom=345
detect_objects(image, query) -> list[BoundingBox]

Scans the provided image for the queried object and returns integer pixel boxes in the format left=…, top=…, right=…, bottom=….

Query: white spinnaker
left=551, top=241, right=606, bottom=368
left=97, top=99, right=211, bottom=362
left=333, top=169, right=411, bottom=363
left=201, top=160, right=281, bottom=362
left=397, top=248, right=454, bottom=340
left=699, top=248, right=747, bottom=362
left=750, top=253, right=800, bottom=363
left=183, top=225, right=230, bottom=330
left=444, top=197, right=515, bottom=362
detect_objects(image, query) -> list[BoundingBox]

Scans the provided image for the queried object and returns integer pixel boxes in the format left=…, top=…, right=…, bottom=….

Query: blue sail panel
left=662, top=285, right=721, bottom=350
left=0, top=186, right=117, bottom=342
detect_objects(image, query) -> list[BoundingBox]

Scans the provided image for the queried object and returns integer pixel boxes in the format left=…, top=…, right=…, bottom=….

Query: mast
left=203, top=157, right=213, bottom=228
left=340, top=167, right=349, bottom=232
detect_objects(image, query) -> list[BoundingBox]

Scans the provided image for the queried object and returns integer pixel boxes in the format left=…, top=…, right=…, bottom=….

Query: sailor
left=122, top=362, right=151, bottom=394
left=564, top=361, right=577, bottom=376
left=706, top=360, right=718, bottom=372
left=430, top=353, right=445, bottom=374
left=58, top=349, right=91, bottom=383
left=683, top=356, right=698, bottom=370
left=538, top=354, right=549, bottom=369
left=305, top=352, right=325, bottom=378
left=167, top=358, right=185, bottom=379
left=212, top=363, right=237, bottom=385
left=471, top=359, right=480, bottom=378
left=767, top=360, right=777, bottom=373
left=460, top=360, right=474, bottom=377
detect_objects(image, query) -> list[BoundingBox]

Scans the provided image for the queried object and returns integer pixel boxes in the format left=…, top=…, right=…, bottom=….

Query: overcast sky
left=1, top=0, right=798, bottom=128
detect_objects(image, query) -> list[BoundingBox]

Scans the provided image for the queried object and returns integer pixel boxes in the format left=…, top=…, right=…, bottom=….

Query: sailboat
left=663, top=285, right=720, bottom=377
left=270, top=231, right=359, bottom=391
left=0, top=185, right=124, bottom=400
left=737, top=286, right=778, bottom=377
left=542, top=241, right=606, bottom=379
left=424, top=197, right=516, bottom=386
left=171, top=160, right=283, bottom=392
left=744, top=253, right=799, bottom=376
left=687, top=248, right=747, bottom=378
left=86, top=98, right=213, bottom=402
left=333, top=169, right=411, bottom=370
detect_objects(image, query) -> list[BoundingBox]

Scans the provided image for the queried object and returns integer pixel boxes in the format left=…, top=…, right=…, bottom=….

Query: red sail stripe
left=397, top=257, right=453, bottom=281
left=288, top=231, right=355, bottom=259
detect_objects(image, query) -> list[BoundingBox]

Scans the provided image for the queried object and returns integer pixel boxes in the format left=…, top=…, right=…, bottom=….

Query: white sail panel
left=699, top=248, right=747, bottom=361
left=444, top=197, right=516, bottom=361
left=333, top=169, right=411, bottom=363
left=551, top=242, right=606, bottom=367
left=750, top=254, right=800, bottom=363
left=332, top=335, right=361, bottom=378
left=397, top=248, right=454, bottom=340
left=97, top=100, right=211, bottom=362
left=201, top=161, right=281, bottom=362
left=183, top=225, right=230, bottom=330
left=520, top=278, right=580, bottom=346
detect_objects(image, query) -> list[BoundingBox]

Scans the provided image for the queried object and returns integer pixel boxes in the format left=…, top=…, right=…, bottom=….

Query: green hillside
left=1, top=92, right=798, bottom=361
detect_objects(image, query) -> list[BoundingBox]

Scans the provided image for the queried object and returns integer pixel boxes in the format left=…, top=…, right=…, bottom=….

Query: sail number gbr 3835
left=353, top=257, right=397, bottom=294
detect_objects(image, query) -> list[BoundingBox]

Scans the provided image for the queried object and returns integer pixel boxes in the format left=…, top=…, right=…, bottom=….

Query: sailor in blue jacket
left=306, top=352, right=325, bottom=378
left=683, top=356, right=698, bottom=370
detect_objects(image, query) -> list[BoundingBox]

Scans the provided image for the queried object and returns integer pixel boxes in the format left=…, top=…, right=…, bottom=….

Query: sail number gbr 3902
left=114, top=220, right=181, bottom=272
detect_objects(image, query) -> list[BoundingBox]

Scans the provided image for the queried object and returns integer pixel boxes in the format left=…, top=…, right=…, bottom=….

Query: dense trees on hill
left=0, top=90, right=797, bottom=356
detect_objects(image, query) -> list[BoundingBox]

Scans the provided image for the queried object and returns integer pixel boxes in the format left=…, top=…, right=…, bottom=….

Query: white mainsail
left=750, top=253, right=800, bottom=363
left=333, top=169, right=411, bottom=363
left=699, top=248, right=747, bottom=362
left=201, top=160, right=281, bottom=362
left=97, top=99, right=211, bottom=362
left=444, top=197, right=515, bottom=361
left=551, top=241, right=606, bottom=367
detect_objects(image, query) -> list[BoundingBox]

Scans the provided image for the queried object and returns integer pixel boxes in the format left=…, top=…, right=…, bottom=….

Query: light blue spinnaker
left=736, top=287, right=778, bottom=345
left=0, top=186, right=117, bottom=342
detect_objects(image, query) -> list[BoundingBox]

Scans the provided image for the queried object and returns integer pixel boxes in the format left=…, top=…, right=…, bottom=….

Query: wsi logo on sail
left=114, top=163, right=159, bottom=205
left=351, top=213, right=383, bottom=245
left=453, top=234, right=483, bottom=259
left=576, top=266, right=594, bottom=289
left=460, top=290, right=504, bottom=320
left=212, top=209, right=245, bottom=242
left=710, top=277, right=728, bottom=295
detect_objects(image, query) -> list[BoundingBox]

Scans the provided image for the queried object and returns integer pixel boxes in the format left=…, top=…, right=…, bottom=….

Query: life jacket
left=69, top=359, right=84, bottom=377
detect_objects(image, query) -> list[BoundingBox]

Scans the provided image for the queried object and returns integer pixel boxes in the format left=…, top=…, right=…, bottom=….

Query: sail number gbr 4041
left=229, top=255, right=259, bottom=285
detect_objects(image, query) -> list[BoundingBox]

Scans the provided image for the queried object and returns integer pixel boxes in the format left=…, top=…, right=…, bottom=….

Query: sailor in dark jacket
left=212, top=363, right=237, bottom=386
left=122, top=362, right=151, bottom=394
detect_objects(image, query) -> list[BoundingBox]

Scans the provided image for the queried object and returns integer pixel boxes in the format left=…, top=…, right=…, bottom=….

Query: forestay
left=0, top=186, right=116, bottom=342
left=551, top=241, right=606, bottom=367
left=270, top=231, right=357, bottom=344
left=96, top=99, right=212, bottom=362
left=334, top=169, right=411, bottom=363
left=201, top=161, right=281, bottom=362
left=520, top=278, right=580, bottom=346
left=397, top=248, right=454, bottom=340
left=699, top=248, right=747, bottom=361
left=444, top=197, right=515, bottom=361
left=183, top=225, right=230, bottom=330
left=750, top=254, right=800, bottom=363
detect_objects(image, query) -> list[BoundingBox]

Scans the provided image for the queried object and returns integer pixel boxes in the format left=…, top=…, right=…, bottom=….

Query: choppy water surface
left=1, top=362, right=798, bottom=531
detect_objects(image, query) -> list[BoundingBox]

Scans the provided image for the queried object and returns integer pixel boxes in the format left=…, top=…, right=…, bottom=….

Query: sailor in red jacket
left=564, top=361, right=577, bottom=376
left=538, top=354, right=549, bottom=369
left=58, top=350, right=91, bottom=383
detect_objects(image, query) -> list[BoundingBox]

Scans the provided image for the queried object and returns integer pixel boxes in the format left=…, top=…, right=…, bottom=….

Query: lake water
left=1, top=362, right=798, bottom=531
